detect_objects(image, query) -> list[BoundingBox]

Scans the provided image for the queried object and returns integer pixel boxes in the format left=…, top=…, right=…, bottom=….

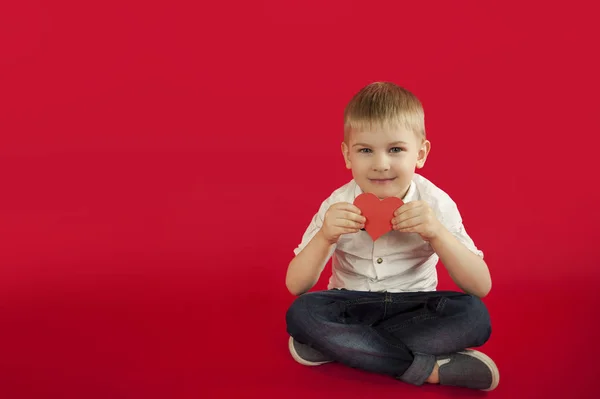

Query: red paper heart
left=353, top=193, right=404, bottom=241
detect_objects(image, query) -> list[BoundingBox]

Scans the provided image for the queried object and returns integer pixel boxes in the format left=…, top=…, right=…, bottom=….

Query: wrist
left=317, top=228, right=337, bottom=246
left=426, top=223, right=448, bottom=244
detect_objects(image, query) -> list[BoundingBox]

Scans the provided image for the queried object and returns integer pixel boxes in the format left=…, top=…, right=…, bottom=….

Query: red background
left=1, top=1, right=599, bottom=398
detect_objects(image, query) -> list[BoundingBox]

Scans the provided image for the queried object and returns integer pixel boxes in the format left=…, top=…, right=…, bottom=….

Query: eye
left=390, top=147, right=404, bottom=153
left=358, top=148, right=372, bottom=153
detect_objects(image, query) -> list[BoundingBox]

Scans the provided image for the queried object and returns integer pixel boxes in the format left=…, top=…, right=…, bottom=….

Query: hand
left=392, top=200, right=443, bottom=241
left=320, top=202, right=366, bottom=244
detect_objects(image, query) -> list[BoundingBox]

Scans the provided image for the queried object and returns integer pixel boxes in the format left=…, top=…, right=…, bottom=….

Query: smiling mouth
left=369, top=178, right=397, bottom=184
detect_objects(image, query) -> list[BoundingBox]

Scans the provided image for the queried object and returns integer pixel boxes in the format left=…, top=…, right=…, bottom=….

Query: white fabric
left=293, top=174, right=483, bottom=293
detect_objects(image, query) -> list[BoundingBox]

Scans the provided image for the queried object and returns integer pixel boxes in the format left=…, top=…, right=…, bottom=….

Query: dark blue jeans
left=286, top=289, right=492, bottom=386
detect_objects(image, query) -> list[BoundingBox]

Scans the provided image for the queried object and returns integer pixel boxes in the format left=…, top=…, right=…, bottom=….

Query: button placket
left=372, top=240, right=383, bottom=282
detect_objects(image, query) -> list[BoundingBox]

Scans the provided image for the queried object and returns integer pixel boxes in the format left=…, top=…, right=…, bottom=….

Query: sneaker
left=288, top=336, right=333, bottom=366
left=436, top=349, right=500, bottom=391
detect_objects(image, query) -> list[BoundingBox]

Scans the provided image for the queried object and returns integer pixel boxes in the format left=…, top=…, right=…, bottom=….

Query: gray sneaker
left=288, top=336, right=333, bottom=366
left=436, top=349, right=500, bottom=391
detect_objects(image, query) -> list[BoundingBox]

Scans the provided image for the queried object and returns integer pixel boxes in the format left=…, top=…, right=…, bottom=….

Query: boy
left=285, top=82, right=499, bottom=391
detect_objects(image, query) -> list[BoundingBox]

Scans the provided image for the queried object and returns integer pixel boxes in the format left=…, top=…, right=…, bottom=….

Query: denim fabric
left=286, top=289, right=491, bottom=386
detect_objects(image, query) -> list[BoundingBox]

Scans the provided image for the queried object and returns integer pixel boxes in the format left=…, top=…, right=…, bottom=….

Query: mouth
left=369, top=178, right=397, bottom=184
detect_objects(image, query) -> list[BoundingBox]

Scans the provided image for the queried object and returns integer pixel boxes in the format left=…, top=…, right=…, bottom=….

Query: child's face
left=341, top=126, right=430, bottom=199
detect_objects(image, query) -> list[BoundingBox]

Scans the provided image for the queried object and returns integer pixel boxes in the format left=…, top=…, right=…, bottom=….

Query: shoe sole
left=288, top=336, right=332, bottom=366
left=459, top=349, right=500, bottom=391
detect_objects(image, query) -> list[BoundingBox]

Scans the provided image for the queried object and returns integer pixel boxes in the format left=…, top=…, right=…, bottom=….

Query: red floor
left=0, top=256, right=598, bottom=398
left=2, top=0, right=599, bottom=397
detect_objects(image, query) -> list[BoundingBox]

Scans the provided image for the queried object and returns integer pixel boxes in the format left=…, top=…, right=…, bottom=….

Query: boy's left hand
left=391, top=201, right=444, bottom=241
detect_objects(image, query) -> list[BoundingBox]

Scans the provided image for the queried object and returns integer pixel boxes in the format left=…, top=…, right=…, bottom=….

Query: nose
left=372, top=153, right=390, bottom=172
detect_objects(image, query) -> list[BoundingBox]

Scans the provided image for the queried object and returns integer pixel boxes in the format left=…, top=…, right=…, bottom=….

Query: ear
left=416, top=139, right=431, bottom=169
left=341, top=141, right=352, bottom=169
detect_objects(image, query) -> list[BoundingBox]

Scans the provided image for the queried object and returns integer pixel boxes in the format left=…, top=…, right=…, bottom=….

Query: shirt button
left=376, top=258, right=383, bottom=264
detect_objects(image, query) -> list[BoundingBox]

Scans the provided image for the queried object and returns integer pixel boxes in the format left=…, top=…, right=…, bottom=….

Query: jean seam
left=436, top=297, right=448, bottom=313
left=344, top=298, right=385, bottom=305
left=390, top=299, right=429, bottom=304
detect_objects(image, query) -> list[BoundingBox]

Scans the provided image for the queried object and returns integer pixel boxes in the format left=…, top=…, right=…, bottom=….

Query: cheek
left=398, top=153, right=417, bottom=164
left=391, top=158, right=414, bottom=173
left=349, top=155, right=367, bottom=168
left=358, top=160, right=373, bottom=172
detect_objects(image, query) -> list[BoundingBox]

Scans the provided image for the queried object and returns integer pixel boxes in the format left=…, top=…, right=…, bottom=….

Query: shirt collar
left=353, top=179, right=416, bottom=202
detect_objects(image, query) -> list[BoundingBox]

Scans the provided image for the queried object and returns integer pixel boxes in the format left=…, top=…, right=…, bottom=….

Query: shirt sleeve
left=293, top=199, right=336, bottom=257
left=450, top=220, right=484, bottom=258
left=437, top=199, right=484, bottom=258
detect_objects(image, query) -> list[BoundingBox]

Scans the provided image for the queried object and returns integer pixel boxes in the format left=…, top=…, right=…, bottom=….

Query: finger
left=394, top=201, right=422, bottom=216
left=397, top=226, right=418, bottom=233
left=330, top=209, right=366, bottom=223
left=343, top=211, right=367, bottom=224
left=335, top=218, right=364, bottom=229
left=334, top=202, right=363, bottom=215
left=393, top=216, right=423, bottom=230
left=393, top=207, right=420, bottom=220
left=396, top=225, right=420, bottom=233
left=393, top=201, right=423, bottom=217
left=392, top=209, right=420, bottom=225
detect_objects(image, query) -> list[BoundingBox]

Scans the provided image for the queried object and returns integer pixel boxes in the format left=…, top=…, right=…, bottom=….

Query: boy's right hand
left=320, top=202, right=366, bottom=244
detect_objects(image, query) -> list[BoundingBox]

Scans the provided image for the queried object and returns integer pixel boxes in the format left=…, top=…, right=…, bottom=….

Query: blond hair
left=343, top=82, right=425, bottom=141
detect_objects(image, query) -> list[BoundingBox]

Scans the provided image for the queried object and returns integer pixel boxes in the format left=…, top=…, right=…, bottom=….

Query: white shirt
left=293, top=174, right=483, bottom=293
